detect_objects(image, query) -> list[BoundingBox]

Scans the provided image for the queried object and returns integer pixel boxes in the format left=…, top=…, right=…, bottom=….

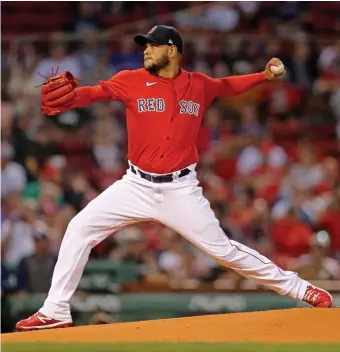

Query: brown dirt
left=2, top=309, right=340, bottom=343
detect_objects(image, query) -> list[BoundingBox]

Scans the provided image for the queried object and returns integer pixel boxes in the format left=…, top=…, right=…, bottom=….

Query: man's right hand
left=40, top=71, right=79, bottom=116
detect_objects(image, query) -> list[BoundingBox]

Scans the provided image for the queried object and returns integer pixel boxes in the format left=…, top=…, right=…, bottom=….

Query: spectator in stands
left=10, top=103, right=46, bottom=169
left=236, top=136, right=287, bottom=177
left=1, top=142, right=27, bottom=198
left=16, top=226, right=57, bottom=294
left=92, top=130, right=123, bottom=171
left=204, top=3, right=241, bottom=31
left=68, top=2, right=104, bottom=33
left=1, top=261, right=14, bottom=333
left=295, top=231, right=340, bottom=280
left=284, top=41, right=318, bottom=88
left=112, top=227, right=147, bottom=263
left=91, top=103, right=125, bottom=173
left=76, top=28, right=114, bottom=86
left=319, top=40, right=340, bottom=73
left=225, top=188, right=256, bottom=234
left=236, top=104, right=265, bottom=138
left=174, top=3, right=208, bottom=29
left=330, top=88, right=340, bottom=121
left=271, top=208, right=313, bottom=258
left=22, top=156, right=64, bottom=210
left=158, top=232, right=186, bottom=279
left=63, top=170, right=95, bottom=212
left=318, top=181, right=340, bottom=258
left=260, top=74, right=302, bottom=118
left=175, top=2, right=240, bottom=32
left=110, top=38, right=142, bottom=72
left=157, top=231, right=215, bottom=287
left=24, top=129, right=61, bottom=182
left=275, top=1, right=310, bottom=22
left=287, top=143, right=325, bottom=191
left=1, top=199, right=35, bottom=267
left=6, top=41, right=38, bottom=100
left=33, top=40, right=81, bottom=86
left=110, top=226, right=166, bottom=284
left=198, top=106, right=231, bottom=158
left=77, top=28, right=102, bottom=83
left=242, top=198, right=271, bottom=241
left=237, top=140, right=263, bottom=176
left=91, top=51, right=116, bottom=85
left=314, top=157, right=339, bottom=194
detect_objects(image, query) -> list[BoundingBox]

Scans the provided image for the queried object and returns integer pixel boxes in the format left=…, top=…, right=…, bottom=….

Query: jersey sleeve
left=71, top=85, right=111, bottom=108
left=70, top=70, right=132, bottom=109
left=202, top=72, right=267, bottom=104
left=98, top=70, right=132, bottom=105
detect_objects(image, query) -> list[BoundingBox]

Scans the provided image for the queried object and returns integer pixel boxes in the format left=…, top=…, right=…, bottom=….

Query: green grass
left=2, top=343, right=340, bottom=352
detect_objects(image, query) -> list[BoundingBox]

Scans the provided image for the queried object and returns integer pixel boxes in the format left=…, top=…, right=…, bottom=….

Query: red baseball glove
left=40, top=71, right=79, bottom=116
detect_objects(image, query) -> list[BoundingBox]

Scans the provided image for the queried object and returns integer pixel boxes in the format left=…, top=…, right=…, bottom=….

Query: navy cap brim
left=134, top=34, right=157, bottom=46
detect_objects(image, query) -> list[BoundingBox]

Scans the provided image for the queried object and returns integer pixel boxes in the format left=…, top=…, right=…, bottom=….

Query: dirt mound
left=3, top=308, right=340, bottom=343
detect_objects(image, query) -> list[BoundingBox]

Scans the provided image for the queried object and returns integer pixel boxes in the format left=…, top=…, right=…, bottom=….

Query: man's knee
left=197, top=232, right=233, bottom=261
left=66, top=209, right=94, bottom=237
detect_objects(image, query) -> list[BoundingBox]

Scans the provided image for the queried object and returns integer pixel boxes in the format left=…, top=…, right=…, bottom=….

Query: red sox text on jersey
left=137, top=98, right=200, bottom=118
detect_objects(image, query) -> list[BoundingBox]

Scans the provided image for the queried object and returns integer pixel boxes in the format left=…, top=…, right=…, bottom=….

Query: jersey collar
left=146, top=68, right=186, bottom=84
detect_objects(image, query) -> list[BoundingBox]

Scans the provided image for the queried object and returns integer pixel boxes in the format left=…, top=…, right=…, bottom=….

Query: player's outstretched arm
left=205, top=57, right=285, bottom=100
left=41, top=70, right=131, bottom=116
left=40, top=71, right=109, bottom=116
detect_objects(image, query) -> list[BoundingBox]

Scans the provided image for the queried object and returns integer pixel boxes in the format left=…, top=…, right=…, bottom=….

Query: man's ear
left=169, top=46, right=178, bottom=59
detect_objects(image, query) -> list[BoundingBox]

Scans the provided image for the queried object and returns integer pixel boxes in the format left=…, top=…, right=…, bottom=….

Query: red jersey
left=71, top=68, right=266, bottom=173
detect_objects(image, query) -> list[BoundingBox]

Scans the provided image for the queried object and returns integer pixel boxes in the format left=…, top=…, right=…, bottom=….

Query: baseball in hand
left=270, top=63, right=284, bottom=75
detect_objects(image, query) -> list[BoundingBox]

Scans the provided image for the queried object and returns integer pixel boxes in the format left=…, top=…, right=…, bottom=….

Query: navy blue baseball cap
left=134, top=25, right=184, bottom=54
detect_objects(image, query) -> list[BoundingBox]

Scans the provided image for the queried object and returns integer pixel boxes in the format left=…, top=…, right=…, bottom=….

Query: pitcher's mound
left=3, top=308, right=340, bottom=343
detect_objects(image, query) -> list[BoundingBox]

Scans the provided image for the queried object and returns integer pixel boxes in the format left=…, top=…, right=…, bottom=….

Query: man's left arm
left=207, top=58, right=286, bottom=99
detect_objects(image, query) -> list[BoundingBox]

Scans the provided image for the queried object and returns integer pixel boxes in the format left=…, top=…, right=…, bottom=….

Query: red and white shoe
left=302, top=285, right=333, bottom=308
left=16, top=312, right=72, bottom=331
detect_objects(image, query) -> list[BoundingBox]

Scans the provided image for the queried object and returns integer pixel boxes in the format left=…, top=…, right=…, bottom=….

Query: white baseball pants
left=40, top=164, right=308, bottom=321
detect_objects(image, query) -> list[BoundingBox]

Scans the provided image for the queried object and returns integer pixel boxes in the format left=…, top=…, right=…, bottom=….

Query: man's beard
left=145, top=56, right=170, bottom=75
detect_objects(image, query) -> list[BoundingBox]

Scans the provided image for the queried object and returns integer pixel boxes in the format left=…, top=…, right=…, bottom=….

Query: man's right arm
left=69, top=85, right=111, bottom=109
left=41, top=70, right=132, bottom=115
left=72, top=69, right=132, bottom=108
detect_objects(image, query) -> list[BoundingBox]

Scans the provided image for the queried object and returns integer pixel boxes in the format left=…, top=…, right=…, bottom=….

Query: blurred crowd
left=1, top=2, right=340, bottom=297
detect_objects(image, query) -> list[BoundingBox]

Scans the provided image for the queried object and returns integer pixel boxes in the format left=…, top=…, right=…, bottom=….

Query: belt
left=130, top=165, right=191, bottom=183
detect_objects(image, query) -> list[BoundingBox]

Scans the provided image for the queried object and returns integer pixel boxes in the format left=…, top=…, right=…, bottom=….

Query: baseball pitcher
left=17, top=25, right=332, bottom=331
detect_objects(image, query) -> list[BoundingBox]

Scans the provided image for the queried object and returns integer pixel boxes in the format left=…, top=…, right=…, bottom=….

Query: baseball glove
left=40, top=71, right=79, bottom=116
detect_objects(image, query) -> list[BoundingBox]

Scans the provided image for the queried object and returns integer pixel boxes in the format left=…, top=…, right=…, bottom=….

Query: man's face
left=50, top=44, right=65, bottom=60
left=35, top=237, right=49, bottom=255
left=143, top=43, right=170, bottom=74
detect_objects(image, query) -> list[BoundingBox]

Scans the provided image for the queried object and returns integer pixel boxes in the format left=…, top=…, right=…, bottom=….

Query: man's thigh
left=68, top=177, right=157, bottom=242
left=159, top=183, right=231, bottom=259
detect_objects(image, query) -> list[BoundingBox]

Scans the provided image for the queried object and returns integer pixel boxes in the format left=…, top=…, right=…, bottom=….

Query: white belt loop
left=172, top=170, right=180, bottom=181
